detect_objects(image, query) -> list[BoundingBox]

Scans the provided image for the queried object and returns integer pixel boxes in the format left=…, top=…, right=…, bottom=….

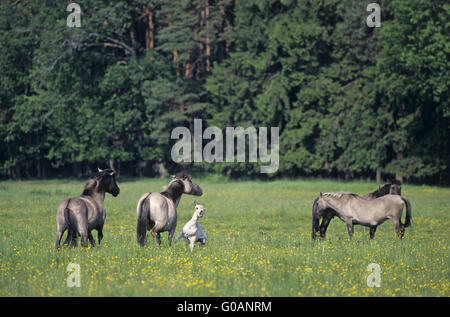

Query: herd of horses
left=55, top=169, right=411, bottom=250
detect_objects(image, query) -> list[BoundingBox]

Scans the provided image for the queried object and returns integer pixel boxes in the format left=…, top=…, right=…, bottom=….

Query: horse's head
left=194, top=201, right=205, bottom=218
left=94, top=168, right=120, bottom=197
left=388, top=180, right=402, bottom=195
left=315, top=192, right=332, bottom=213
left=377, top=183, right=392, bottom=196
left=171, top=173, right=203, bottom=196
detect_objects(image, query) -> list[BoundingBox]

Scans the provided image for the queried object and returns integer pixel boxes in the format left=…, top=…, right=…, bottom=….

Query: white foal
left=174, top=202, right=207, bottom=251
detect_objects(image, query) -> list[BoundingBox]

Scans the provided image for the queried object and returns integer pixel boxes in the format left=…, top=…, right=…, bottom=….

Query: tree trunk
left=204, top=0, right=211, bottom=72
left=42, top=160, right=47, bottom=179
left=226, top=167, right=232, bottom=180
left=15, top=165, right=22, bottom=180
left=137, top=160, right=143, bottom=177
left=36, top=160, right=41, bottom=179
left=74, top=162, right=81, bottom=178
left=395, top=151, right=403, bottom=183
left=109, top=158, right=115, bottom=171
left=145, top=8, right=155, bottom=52
left=376, top=168, right=381, bottom=183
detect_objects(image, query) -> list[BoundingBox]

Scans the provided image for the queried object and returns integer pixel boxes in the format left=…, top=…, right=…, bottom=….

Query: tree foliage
left=0, top=0, right=448, bottom=183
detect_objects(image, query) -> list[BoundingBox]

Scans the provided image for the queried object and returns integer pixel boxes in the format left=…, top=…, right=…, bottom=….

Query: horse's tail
left=401, top=197, right=412, bottom=228
left=137, top=193, right=151, bottom=246
left=312, top=197, right=320, bottom=239
left=64, top=199, right=74, bottom=232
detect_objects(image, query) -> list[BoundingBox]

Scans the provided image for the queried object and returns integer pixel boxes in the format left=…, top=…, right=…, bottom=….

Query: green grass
left=0, top=176, right=448, bottom=296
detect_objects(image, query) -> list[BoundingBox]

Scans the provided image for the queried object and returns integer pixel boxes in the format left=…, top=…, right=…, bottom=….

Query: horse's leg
left=150, top=222, right=165, bottom=247
left=70, top=231, right=78, bottom=247
left=312, top=214, right=321, bottom=240
left=345, top=220, right=354, bottom=240
left=79, top=229, right=89, bottom=248
left=189, top=239, right=195, bottom=252
left=168, top=225, right=176, bottom=247
left=319, top=213, right=333, bottom=239
left=369, top=226, right=377, bottom=239
left=55, top=226, right=66, bottom=250
left=97, top=226, right=103, bottom=245
left=62, top=229, right=73, bottom=246
left=88, top=231, right=96, bottom=247
left=392, top=218, right=404, bottom=239
left=76, top=217, right=89, bottom=248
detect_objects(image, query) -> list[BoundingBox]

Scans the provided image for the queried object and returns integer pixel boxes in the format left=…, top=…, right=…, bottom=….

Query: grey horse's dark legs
left=151, top=223, right=165, bottom=247
left=346, top=221, right=354, bottom=240
left=55, top=228, right=65, bottom=250
left=97, top=228, right=103, bottom=244
left=319, top=213, right=333, bottom=238
left=392, top=218, right=405, bottom=238
left=62, top=230, right=73, bottom=246
left=369, top=226, right=377, bottom=239
left=60, top=230, right=77, bottom=247
left=168, top=226, right=176, bottom=246
left=88, top=231, right=96, bottom=247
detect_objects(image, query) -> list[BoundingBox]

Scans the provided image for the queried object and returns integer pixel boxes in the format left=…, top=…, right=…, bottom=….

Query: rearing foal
left=55, top=168, right=120, bottom=249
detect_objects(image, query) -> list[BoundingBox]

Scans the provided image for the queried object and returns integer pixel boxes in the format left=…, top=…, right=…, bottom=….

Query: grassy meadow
left=0, top=176, right=448, bottom=296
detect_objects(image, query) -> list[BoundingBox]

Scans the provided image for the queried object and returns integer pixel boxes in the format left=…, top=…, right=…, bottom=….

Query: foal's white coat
left=175, top=203, right=207, bottom=251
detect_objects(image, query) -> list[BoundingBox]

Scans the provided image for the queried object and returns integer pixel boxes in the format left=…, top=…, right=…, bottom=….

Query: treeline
left=0, top=0, right=448, bottom=184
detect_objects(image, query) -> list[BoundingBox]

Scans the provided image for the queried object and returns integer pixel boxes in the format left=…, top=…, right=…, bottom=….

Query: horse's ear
left=194, top=200, right=197, bottom=206
left=98, top=167, right=103, bottom=173
left=319, top=192, right=322, bottom=197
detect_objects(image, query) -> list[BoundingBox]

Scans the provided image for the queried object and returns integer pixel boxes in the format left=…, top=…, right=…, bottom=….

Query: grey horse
left=313, top=182, right=402, bottom=239
left=312, top=192, right=411, bottom=240
left=136, top=173, right=203, bottom=247
left=55, top=168, right=120, bottom=249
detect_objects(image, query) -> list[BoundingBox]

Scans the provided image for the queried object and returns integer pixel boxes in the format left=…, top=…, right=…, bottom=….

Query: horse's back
left=352, top=194, right=404, bottom=224
left=138, top=192, right=171, bottom=226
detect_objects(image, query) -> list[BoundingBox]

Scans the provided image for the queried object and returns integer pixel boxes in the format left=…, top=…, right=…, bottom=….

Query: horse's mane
left=322, top=192, right=359, bottom=199
left=82, top=179, right=98, bottom=196
left=161, top=178, right=185, bottom=201
left=81, top=169, right=115, bottom=196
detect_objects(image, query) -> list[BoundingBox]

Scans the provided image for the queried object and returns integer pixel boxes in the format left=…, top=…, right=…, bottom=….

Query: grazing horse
left=312, top=192, right=411, bottom=240
left=136, top=173, right=203, bottom=247
left=55, top=168, right=120, bottom=249
left=313, top=181, right=402, bottom=239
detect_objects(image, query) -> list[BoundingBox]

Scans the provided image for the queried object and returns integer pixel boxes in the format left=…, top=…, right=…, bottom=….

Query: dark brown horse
left=362, top=180, right=402, bottom=199
left=55, top=168, right=120, bottom=249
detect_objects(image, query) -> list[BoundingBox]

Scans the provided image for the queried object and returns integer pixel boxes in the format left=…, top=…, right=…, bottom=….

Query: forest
left=0, top=0, right=448, bottom=184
